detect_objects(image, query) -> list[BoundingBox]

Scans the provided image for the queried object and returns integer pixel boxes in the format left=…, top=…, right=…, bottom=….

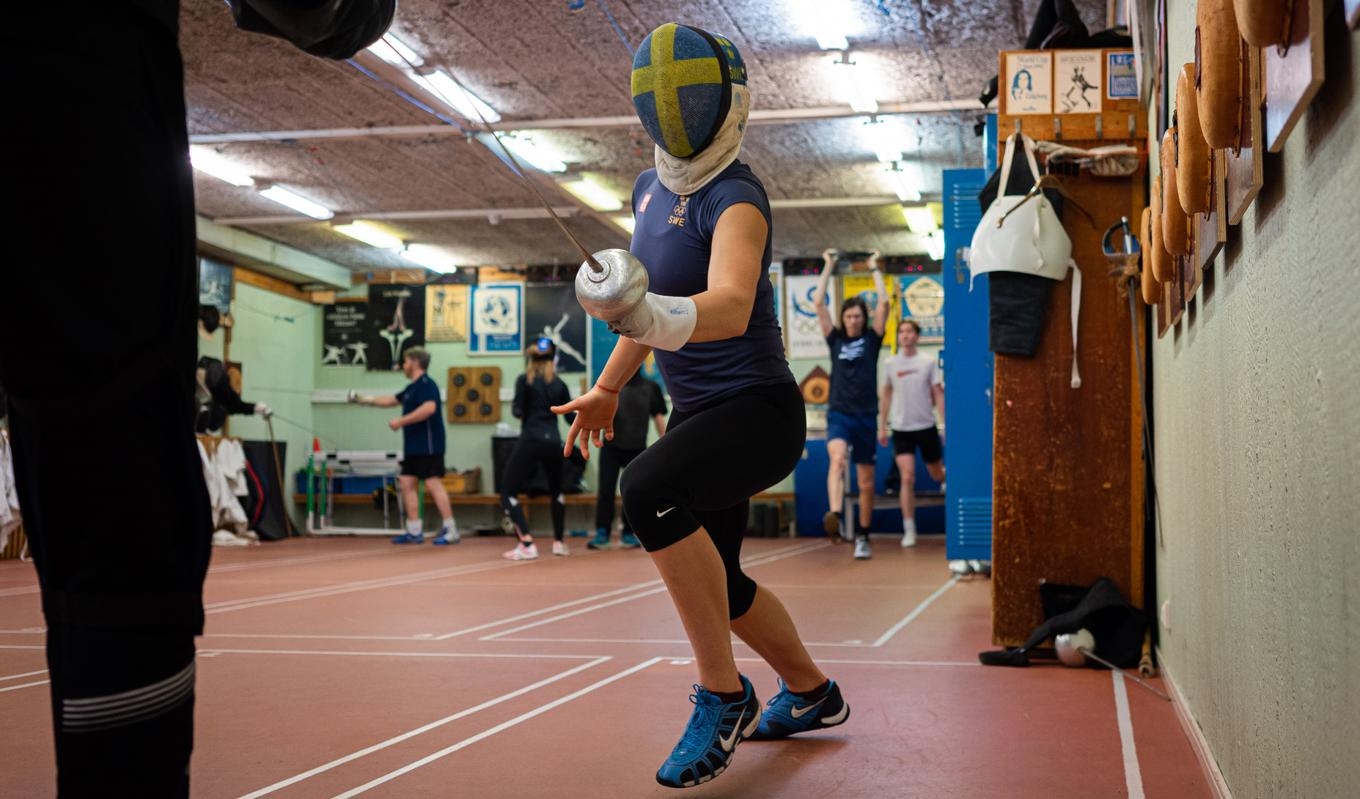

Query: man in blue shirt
left=815, top=249, right=890, bottom=560
left=351, top=347, right=458, bottom=545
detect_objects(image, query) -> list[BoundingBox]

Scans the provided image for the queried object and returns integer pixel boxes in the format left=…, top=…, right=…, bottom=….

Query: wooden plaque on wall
left=1225, top=45, right=1264, bottom=225
left=1264, top=0, right=1325, bottom=153
left=447, top=366, right=502, bottom=425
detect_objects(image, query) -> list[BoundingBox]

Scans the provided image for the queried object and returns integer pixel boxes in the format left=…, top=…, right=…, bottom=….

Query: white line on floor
left=330, top=657, right=664, bottom=798
left=0, top=586, right=39, bottom=597
left=205, top=559, right=518, bottom=615
left=203, top=633, right=430, bottom=642
left=235, top=656, right=613, bottom=799
left=199, top=648, right=607, bottom=661
left=0, top=679, right=49, bottom=694
left=493, top=635, right=872, bottom=648
left=209, top=547, right=413, bottom=575
left=477, top=541, right=829, bottom=642
left=1113, top=670, right=1147, bottom=799
left=871, top=576, right=959, bottom=647
left=432, top=579, right=667, bottom=640
left=760, top=657, right=980, bottom=667
left=0, top=668, right=48, bottom=682
left=0, top=645, right=44, bottom=650
left=479, top=587, right=672, bottom=641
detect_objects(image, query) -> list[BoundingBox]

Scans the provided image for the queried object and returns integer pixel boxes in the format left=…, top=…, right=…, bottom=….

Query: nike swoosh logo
left=718, top=709, right=745, bottom=753
left=790, top=697, right=827, bottom=719
left=656, top=507, right=676, bottom=518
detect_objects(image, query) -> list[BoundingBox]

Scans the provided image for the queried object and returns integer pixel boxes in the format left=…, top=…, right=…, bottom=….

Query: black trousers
left=2, top=6, right=211, bottom=797
left=594, top=444, right=644, bottom=533
left=500, top=437, right=567, bottom=541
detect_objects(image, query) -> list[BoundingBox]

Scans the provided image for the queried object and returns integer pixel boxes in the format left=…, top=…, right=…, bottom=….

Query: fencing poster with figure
left=525, top=283, right=588, bottom=373
left=425, top=284, right=469, bottom=343
left=366, top=284, right=426, bottom=371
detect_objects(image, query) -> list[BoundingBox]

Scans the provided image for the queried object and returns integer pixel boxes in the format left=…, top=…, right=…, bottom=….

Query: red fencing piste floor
left=0, top=535, right=1212, bottom=798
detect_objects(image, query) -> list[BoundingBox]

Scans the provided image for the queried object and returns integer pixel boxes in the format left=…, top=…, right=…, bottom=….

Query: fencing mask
left=632, top=23, right=750, bottom=195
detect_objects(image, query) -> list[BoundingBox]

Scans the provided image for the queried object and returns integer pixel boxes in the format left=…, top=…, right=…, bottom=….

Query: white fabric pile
left=198, top=437, right=259, bottom=547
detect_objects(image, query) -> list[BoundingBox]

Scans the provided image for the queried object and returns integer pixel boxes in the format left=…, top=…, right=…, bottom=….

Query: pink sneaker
left=503, top=542, right=539, bottom=561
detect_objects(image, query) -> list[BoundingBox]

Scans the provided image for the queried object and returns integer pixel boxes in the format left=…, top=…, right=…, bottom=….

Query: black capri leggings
left=500, top=436, right=567, bottom=542
left=621, top=381, right=805, bottom=619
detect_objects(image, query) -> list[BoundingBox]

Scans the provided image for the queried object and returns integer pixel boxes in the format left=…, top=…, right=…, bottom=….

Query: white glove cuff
left=632, top=293, right=697, bottom=352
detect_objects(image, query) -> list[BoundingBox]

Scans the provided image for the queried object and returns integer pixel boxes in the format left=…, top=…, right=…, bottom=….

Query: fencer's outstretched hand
left=551, top=388, right=619, bottom=461
left=254, top=402, right=273, bottom=419
left=821, top=248, right=838, bottom=272
left=868, top=249, right=882, bottom=269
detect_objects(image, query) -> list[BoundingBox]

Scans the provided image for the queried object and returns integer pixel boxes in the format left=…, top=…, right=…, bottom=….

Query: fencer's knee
left=727, top=573, right=757, bottom=619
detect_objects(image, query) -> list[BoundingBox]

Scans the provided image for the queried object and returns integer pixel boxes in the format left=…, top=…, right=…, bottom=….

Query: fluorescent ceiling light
left=789, top=0, right=860, bottom=50
left=861, top=120, right=906, bottom=163
left=885, top=163, right=922, bottom=203
left=189, top=147, right=254, bottom=187
left=902, top=206, right=938, bottom=235
left=499, top=133, right=567, bottom=173
left=334, top=220, right=403, bottom=249
left=258, top=186, right=334, bottom=220
left=925, top=233, right=945, bottom=261
left=828, top=57, right=879, bottom=114
left=414, top=70, right=501, bottom=123
left=560, top=177, right=623, bottom=212
left=402, top=244, right=458, bottom=273
left=366, top=33, right=423, bottom=68
left=612, top=215, right=636, bottom=234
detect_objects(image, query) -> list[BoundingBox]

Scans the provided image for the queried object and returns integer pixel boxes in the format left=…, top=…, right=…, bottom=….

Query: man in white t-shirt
left=877, top=319, right=945, bottom=547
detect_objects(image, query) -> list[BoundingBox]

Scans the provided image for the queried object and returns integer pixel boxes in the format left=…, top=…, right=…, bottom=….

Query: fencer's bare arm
left=869, top=251, right=890, bottom=337
left=814, top=248, right=836, bottom=337
left=687, top=203, right=767, bottom=342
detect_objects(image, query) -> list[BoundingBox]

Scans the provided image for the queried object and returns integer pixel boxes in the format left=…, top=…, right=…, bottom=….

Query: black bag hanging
left=976, top=134, right=1062, bottom=358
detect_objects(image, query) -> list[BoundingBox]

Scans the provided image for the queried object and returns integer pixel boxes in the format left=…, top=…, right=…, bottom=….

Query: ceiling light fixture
left=925, top=232, right=945, bottom=261
left=612, top=215, right=636, bottom=234
left=860, top=119, right=905, bottom=163
left=258, top=185, right=334, bottom=220
left=366, top=33, right=424, bottom=68
left=413, top=69, right=501, bottom=123
left=189, top=147, right=255, bottom=187
left=885, top=163, right=922, bottom=203
left=828, top=54, right=879, bottom=114
left=402, top=243, right=458, bottom=273
left=789, top=0, right=858, bottom=50
left=901, top=205, right=939, bottom=235
left=333, top=220, right=403, bottom=249
left=560, top=176, right=623, bottom=212
left=498, top=133, right=568, bottom=173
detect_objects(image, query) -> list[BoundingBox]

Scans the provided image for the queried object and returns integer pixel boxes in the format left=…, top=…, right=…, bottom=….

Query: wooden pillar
left=990, top=168, right=1147, bottom=646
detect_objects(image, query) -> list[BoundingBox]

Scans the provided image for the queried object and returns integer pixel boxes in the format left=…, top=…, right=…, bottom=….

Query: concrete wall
left=1154, top=4, right=1360, bottom=798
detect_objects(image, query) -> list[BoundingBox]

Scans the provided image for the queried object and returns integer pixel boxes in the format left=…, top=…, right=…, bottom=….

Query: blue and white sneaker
left=655, top=676, right=761, bottom=789
left=390, top=532, right=424, bottom=544
left=748, top=679, right=849, bottom=740
left=432, top=524, right=460, bottom=545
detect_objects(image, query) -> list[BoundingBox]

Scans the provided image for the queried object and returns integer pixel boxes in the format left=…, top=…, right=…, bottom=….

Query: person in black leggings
left=553, top=22, right=848, bottom=789
left=500, top=337, right=575, bottom=560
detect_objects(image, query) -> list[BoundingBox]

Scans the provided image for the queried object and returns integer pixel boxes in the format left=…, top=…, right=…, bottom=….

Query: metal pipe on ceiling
left=189, top=99, right=983, bottom=145
left=211, top=196, right=941, bottom=227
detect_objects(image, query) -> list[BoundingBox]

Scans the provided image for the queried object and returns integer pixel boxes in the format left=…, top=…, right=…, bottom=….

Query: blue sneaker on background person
left=620, top=531, right=641, bottom=548
left=587, top=528, right=611, bottom=549
left=748, top=679, right=849, bottom=740
left=655, top=676, right=761, bottom=789
left=390, top=532, right=424, bottom=544
left=432, top=522, right=460, bottom=545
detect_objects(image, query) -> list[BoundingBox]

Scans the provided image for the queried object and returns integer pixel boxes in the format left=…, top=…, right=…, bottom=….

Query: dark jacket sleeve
left=228, top=0, right=395, bottom=60
left=512, top=375, right=527, bottom=420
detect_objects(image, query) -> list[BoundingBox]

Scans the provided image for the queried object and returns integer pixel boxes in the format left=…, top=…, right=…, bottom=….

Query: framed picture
left=469, top=283, right=524, bottom=356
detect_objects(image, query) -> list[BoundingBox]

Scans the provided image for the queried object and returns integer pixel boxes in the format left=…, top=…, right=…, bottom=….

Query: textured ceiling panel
left=182, top=0, right=1112, bottom=269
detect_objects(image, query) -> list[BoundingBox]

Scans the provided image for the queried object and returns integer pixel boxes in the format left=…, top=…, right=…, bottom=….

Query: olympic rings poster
left=469, top=283, right=523, bottom=355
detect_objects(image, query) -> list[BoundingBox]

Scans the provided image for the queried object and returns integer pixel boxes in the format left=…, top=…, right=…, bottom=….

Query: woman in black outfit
left=500, top=337, right=574, bottom=560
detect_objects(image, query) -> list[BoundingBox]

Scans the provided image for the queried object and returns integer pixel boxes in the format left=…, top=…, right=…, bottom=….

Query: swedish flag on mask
left=631, top=23, right=746, bottom=159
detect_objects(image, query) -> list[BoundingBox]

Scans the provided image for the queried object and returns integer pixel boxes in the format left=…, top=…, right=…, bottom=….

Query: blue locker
left=942, top=164, right=993, bottom=561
